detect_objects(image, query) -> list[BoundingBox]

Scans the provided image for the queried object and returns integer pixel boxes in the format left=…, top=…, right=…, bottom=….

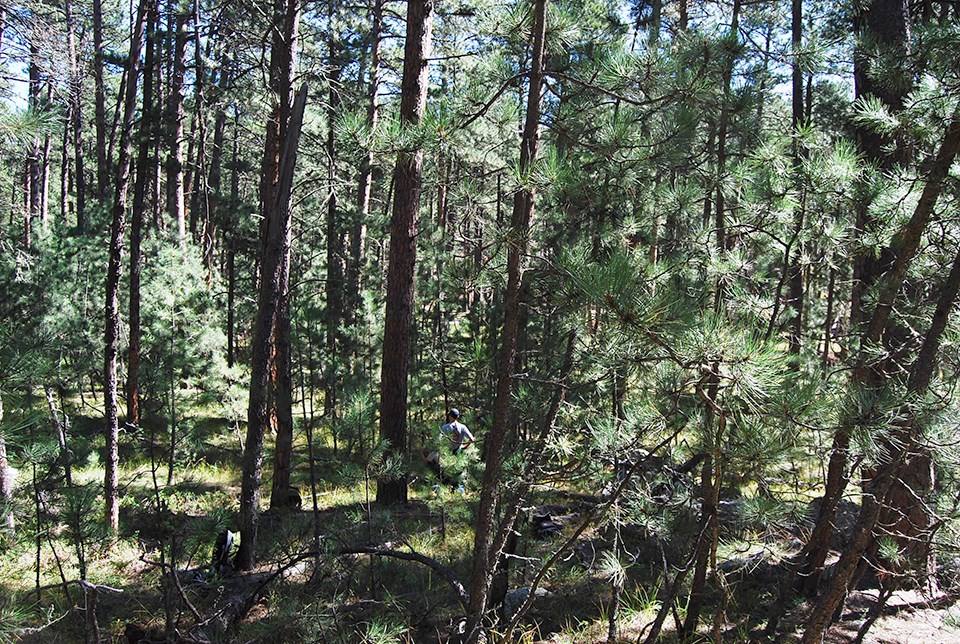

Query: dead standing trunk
left=465, top=0, right=547, bottom=636
left=104, top=0, right=148, bottom=534
left=375, top=0, right=433, bottom=506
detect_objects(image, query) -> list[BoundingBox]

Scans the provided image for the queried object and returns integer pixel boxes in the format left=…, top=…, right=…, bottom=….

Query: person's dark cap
left=448, top=408, right=460, bottom=419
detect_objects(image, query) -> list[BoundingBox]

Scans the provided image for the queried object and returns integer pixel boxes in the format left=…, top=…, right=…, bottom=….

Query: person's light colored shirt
left=441, top=420, right=474, bottom=452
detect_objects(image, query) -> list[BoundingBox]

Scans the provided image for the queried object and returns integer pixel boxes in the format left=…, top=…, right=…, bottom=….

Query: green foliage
left=0, top=599, right=36, bottom=644
left=357, top=616, right=407, bottom=643
left=138, top=239, right=231, bottom=417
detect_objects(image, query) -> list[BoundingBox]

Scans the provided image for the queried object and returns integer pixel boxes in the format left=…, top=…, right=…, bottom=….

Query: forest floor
left=3, top=410, right=960, bottom=643
left=825, top=589, right=960, bottom=644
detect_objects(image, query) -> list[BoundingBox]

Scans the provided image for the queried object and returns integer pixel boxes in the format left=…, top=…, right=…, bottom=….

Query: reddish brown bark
left=375, top=0, right=434, bottom=506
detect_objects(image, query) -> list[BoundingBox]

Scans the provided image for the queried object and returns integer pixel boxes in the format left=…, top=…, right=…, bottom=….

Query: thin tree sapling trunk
left=466, top=0, right=546, bottom=636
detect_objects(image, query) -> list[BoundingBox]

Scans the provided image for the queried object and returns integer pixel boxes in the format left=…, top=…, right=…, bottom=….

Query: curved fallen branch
left=340, top=545, right=470, bottom=613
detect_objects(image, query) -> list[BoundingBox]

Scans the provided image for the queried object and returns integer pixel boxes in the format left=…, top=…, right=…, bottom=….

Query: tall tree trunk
left=226, top=126, right=240, bottom=368
left=192, top=0, right=211, bottom=255
left=375, top=0, right=434, bottom=506
left=465, top=0, right=546, bottom=636
left=166, top=11, right=188, bottom=241
left=66, top=0, right=86, bottom=231
left=104, top=0, right=147, bottom=534
left=205, top=41, right=233, bottom=275
left=269, top=16, right=299, bottom=508
left=786, top=0, right=805, bottom=355
left=40, top=84, right=52, bottom=229
left=60, top=114, right=70, bottom=227
left=711, top=0, right=739, bottom=269
left=128, top=0, right=159, bottom=429
left=94, top=0, right=108, bottom=201
left=801, top=0, right=912, bottom=594
left=236, top=0, right=304, bottom=566
left=324, top=30, right=345, bottom=421
left=269, top=256, right=295, bottom=509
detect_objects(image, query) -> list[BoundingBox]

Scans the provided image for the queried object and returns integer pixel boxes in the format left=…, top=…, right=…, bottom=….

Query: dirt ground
left=826, top=590, right=960, bottom=644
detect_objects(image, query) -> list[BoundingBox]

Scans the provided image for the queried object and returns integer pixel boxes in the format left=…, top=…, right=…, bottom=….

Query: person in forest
left=423, top=408, right=475, bottom=490
left=441, top=408, right=474, bottom=454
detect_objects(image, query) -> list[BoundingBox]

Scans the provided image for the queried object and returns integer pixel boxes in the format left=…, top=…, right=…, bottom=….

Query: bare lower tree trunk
left=239, top=84, right=306, bottom=566
left=269, top=255, right=295, bottom=509
left=375, top=0, right=434, bottom=506
left=466, top=0, right=546, bottom=637
left=104, top=0, right=148, bottom=534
